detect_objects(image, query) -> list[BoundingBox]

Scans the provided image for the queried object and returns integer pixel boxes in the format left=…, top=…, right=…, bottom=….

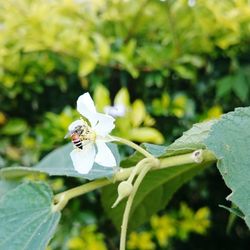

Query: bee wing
left=64, top=131, right=71, bottom=139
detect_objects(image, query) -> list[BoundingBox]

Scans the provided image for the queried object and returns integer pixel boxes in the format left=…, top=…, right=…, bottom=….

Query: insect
left=65, top=123, right=92, bottom=150
left=70, top=131, right=83, bottom=149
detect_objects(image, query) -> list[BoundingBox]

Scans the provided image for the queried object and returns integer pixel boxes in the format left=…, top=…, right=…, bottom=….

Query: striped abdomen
left=71, top=133, right=83, bottom=149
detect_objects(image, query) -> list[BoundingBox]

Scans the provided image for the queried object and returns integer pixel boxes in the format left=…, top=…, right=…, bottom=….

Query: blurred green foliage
left=48, top=203, right=210, bottom=250
left=127, top=203, right=210, bottom=250
left=94, top=85, right=164, bottom=143
left=67, top=224, right=107, bottom=250
left=0, top=0, right=250, bottom=249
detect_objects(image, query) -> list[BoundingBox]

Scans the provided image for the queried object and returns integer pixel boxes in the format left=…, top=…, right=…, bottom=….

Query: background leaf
left=130, top=100, right=146, bottom=127
left=0, top=181, right=60, bottom=250
left=216, top=76, right=233, bottom=99
left=0, top=119, right=28, bottom=135
left=101, top=162, right=208, bottom=231
left=219, top=205, right=244, bottom=219
left=114, top=88, right=130, bottom=107
left=93, top=84, right=111, bottom=112
left=129, top=127, right=165, bottom=144
left=0, top=143, right=120, bottom=180
left=232, top=72, right=249, bottom=102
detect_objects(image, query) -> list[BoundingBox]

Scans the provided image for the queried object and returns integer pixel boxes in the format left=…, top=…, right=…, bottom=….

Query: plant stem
left=119, top=163, right=152, bottom=250
left=113, top=136, right=154, bottom=158
left=158, top=149, right=215, bottom=169
left=53, top=178, right=111, bottom=211
left=52, top=149, right=216, bottom=211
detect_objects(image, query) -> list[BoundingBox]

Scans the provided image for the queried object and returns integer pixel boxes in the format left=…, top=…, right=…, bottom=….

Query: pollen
left=78, top=123, right=96, bottom=142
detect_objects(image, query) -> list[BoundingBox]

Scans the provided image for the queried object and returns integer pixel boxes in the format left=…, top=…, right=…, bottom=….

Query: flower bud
left=112, top=181, right=133, bottom=208
left=118, top=181, right=133, bottom=197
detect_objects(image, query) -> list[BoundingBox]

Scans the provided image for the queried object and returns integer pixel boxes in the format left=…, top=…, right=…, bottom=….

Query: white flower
left=188, top=0, right=196, bottom=7
left=67, top=92, right=117, bottom=174
left=104, top=104, right=126, bottom=117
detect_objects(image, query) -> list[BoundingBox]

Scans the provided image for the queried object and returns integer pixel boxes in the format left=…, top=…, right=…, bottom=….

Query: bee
left=65, top=123, right=92, bottom=150
left=70, top=131, right=83, bottom=149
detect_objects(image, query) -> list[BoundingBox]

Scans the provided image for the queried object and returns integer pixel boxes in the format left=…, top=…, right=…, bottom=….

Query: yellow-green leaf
left=93, top=85, right=111, bottom=112
left=130, top=99, right=146, bottom=127
left=114, top=87, right=130, bottom=107
left=78, top=58, right=96, bottom=77
left=129, top=127, right=164, bottom=144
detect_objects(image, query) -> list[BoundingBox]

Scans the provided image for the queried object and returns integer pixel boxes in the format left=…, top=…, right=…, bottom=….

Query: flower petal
left=104, top=104, right=126, bottom=117
left=70, top=143, right=96, bottom=174
left=94, top=113, right=115, bottom=137
left=77, top=93, right=98, bottom=126
left=95, top=141, right=116, bottom=167
left=68, top=119, right=84, bottom=132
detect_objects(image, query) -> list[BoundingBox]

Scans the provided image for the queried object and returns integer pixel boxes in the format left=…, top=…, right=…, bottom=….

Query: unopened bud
left=112, top=181, right=133, bottom=208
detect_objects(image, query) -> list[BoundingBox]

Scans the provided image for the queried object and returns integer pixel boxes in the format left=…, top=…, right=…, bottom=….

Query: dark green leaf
left=216, top=76, right=233, bottom=98
left=0, top=182, right=60, bottom=250
left=219, top=204, right=244, bottom=219
left=232, top=72, right=248, bottom=102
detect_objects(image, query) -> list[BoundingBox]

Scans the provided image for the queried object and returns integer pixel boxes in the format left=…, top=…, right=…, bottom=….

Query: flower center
left=73, top=121, right=96, bottom=143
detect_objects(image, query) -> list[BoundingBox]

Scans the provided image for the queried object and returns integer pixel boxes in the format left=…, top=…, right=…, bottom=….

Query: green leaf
left=204, top=107, right=250, bottom=228
left=216, top=76, right=233, bottom=98
left=78, top=58, right=96, bottom=77
left=0, top=167, right=42, bottom=180
left=0, top=180, right=19, bottom=197
left=1, top=119, right=28, bottom=135
left=129, top=127, right=164, bottom=144
left=0, top=182, right=60, bottom=250
left=130, top=100, right=146, bottom=127
left=164, top=120, right=217, bottom=156
left=101, top=119, right=219, bottom=231
left=120, top=119, right=214, bottom=168
left=142, top=143, right=167, bottom=158
left=174, top=65, right=196, bottom=80
left=0, top=143, right=120, bottom=180
left=102, top=162, right=207, bottom=231
left=102, top=120, right=216, bottom=230
left=232, top=72, right=248, bottom=102
left=93, top=84, right=111, bottom=112
left=114, top=87, right=130, bottom=107
left=107, top=108, right=250, bottom=230
left=219, top=205, right=244, bottom=219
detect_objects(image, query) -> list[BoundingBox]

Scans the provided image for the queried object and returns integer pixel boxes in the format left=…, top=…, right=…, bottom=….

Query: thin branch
left=113, top=136, right=154, bottom=159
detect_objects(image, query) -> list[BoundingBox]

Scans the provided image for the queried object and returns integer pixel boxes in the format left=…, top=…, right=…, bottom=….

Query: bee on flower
left=65, top=93, right=117, bottom=174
